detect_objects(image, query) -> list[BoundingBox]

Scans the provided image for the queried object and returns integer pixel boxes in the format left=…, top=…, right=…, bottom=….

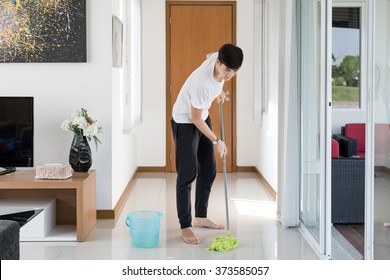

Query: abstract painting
left=0, top=0, right=86, bottom=63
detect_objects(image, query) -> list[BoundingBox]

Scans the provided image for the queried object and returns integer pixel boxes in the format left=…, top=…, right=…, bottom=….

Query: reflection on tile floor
left=374, top=171, right=390, bottom=260
left=20, top=172, right=320, bottom=260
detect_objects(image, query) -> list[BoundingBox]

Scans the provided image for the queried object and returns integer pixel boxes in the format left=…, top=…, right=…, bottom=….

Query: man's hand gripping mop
left=207, top=96, right=238, bottom=252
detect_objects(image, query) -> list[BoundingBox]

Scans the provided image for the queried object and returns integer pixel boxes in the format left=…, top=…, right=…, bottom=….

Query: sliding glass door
left=331, top=1, right=367, bottom=260
left=298, top=0, right=385, bottom=260
left=298, top=0, right=332, bottom=256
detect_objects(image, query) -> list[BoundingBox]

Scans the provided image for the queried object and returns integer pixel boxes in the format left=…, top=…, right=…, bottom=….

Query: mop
left=207, top=100, right=238, bottom=252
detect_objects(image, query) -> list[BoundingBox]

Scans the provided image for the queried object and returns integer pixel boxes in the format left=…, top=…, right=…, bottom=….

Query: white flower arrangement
left=61, top=108, right=103, bottom=150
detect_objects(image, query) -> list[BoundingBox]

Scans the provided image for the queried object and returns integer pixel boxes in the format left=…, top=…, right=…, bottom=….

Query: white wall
left=255, top=0, right=280, bottom=191
left=0, top=0, right=137, bottom=211
left=236, top=0, right=258, bottom=167
left=112, top=1, right=138, bottom=209
left=138, top=0, right=167, bottom=167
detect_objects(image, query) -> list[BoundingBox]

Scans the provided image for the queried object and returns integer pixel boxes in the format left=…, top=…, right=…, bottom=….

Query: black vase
left=69, top=134, right=92, bottom=172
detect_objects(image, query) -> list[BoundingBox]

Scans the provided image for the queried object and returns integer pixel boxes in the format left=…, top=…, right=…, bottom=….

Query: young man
left=171, top=43, right=244, bottom=244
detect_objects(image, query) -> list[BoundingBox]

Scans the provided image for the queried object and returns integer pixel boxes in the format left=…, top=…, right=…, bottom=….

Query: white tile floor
left=19, top=172, right=320, bottom=260
left=374, top=170, right=390, bottom=260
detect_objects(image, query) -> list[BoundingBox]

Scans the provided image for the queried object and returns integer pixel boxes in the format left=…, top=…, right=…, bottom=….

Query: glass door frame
left=365, top=0, right=375, bottom=260
left=297, top=0, right=332, bottom=258
left=325, top=0, right=333, bottom=260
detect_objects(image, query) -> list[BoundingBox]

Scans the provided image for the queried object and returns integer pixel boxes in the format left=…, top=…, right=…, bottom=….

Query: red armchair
left=331, top=123, right=390, bottom=223
left=332, top=139, right=340, bottom=158
left=344, top=123, right=365, bottom=157
left=332, top=124, right=365, bottom=223
left=343, top=123, right=390, bottom=159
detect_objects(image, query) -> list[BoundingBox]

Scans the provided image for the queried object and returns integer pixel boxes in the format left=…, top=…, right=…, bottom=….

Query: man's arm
left=191, top=105, right=226, bottom=157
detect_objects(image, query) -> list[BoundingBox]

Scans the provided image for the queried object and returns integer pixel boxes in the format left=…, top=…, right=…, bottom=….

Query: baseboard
left=253, top=168, right=277, bottom=201
left=227, top=166, right=277, bottom=200
left=235, top=166, right=257, bottom=172
left=97, top=166, right=278, bottom=219
left=138, top=166, right=256, bottom=173
left=96, top=210, right=115, bottom=219
left=97, top=168, right=139, bottom=220
left=137, top=166, right=167, bottom=172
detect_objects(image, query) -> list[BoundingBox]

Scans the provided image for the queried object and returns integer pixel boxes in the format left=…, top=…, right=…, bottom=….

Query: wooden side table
left=0, top=170, right=96, bottom=241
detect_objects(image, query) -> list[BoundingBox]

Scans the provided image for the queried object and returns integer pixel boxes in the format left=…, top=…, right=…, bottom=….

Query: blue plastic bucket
left=125, top=211, right=163, bottom=248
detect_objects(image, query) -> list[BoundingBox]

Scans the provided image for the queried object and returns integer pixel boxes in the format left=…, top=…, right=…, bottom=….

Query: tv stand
left=0, top=170, right=96, bottom=241
left=0, top=167, right=16, bottom=176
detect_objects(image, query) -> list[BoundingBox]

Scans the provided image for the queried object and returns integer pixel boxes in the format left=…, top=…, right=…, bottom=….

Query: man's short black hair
left=218, top=43, right=243, bottom=70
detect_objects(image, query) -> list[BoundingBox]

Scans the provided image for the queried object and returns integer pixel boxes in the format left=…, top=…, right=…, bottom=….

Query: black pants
left=171, top=117, right=217, bottom=229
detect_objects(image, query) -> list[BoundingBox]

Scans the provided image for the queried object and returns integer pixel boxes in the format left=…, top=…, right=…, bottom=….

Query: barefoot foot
left=181, top=227, right=200, bottom=245
left=193, top=217, right=225, bottom=229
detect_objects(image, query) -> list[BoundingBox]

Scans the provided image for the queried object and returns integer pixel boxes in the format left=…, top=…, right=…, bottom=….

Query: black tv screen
left=0, top=97, right=34, bottom=167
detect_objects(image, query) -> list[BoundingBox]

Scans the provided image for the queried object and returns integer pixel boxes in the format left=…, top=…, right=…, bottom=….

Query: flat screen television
left=0, top=97, right=34, bottom=168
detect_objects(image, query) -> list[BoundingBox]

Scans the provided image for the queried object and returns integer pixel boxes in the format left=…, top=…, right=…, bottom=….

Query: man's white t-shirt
left=172, top=52, right=224, bottom=123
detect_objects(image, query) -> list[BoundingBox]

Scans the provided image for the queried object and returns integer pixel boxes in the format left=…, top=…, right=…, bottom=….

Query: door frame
left=165, top=1, right=237, bottom=172
left=365, top=0, right=375, bottom=260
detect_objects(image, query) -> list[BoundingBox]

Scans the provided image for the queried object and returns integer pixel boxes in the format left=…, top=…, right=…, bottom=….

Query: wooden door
left=166, top=1, right=236, bottom=173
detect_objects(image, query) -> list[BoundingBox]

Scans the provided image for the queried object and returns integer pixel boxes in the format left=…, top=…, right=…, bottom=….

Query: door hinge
left=170, top=17, right=171, bottom=24
left=170, top=85, right=172, bottom=93
left=169, top=154, right=172, bottom=161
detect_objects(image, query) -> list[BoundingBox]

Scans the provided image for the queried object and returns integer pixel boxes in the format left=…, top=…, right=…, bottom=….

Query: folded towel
left=35, top=164, right=72, bottom=180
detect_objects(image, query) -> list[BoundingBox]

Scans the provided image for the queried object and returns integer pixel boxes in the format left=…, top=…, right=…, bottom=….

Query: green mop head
left=207, top=231, right=238, bottom=252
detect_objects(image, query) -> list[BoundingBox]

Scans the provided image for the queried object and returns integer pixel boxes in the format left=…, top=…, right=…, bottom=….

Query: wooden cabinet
left=0, top=170, right=96, bottom=241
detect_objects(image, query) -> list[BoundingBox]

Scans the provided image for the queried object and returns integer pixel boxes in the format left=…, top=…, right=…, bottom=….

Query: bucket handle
left=125, top=212, right=163, bottom=229
left=125, top=216, right=131, bottom=229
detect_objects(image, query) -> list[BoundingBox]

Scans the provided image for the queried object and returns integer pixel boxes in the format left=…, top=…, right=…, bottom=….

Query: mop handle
left=218, top=101, right=230, bottom=231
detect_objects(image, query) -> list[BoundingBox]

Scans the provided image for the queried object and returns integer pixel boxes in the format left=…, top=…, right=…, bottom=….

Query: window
left=332, top=7, right=362, bottom=109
